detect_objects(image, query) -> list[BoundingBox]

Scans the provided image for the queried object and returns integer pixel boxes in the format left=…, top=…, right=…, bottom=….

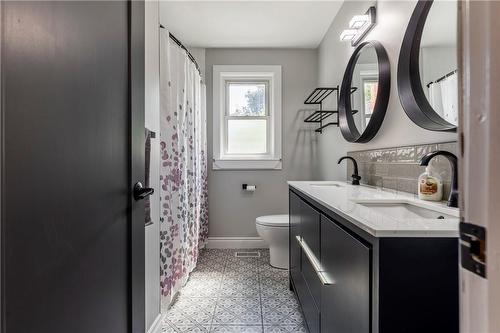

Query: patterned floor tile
left=189, top=270, right=225, bottom=282
left=259, top=267, right=288, bottom=280
left=166, top=297, right=217, bottom=325
left=163, top=313, right=211, bottom=331
left=222, top=272, right=260, bottom=284
left=261, top=297, right=302, bottom=326
left=162, top=322, right=211, bottom=333
left=262, top=324, right=307, bottom=333
left=195, top=259, right=226, bottom=272
left=260, top=280, right=290, bottom=298
left=178, top=278, right=222, bottom=298
left=219, top=280, right=261, bottom=298
left=213, top=297, right=262, bottom=325
left=162, top=249, right=305, bottom=333
left=195, top=250, right=228, bottom=271
left=226, top=256, right=263, bottom=266
left=210, top=325, right=263, bottom=333
left=224, top=264, right=260, bottom=276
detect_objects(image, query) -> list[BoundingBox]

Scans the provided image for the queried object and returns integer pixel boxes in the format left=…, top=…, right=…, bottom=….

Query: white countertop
left=288, top=181, right=459, bottom=238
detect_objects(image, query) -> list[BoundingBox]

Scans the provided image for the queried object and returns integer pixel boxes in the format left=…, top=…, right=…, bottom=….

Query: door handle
left=133, top=182, right=154, bottom=201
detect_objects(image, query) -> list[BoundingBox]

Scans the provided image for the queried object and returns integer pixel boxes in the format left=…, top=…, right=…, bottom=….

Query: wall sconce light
left=340, top=6, right=376, bottom=47
left=340, top=29, right=358, bottom=41
left=349, top=15, right=370, bottom=29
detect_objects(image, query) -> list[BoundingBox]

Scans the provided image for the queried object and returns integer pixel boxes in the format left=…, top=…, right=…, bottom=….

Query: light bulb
left=349, top=15, right=370, bottom=29
left=340, top=29, right=358, bottom=41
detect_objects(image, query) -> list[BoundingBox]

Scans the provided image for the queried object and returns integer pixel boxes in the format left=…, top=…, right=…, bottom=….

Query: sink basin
left=310, top=182, right=344, bottom=188
left=355, top=201, right=457, bottom=219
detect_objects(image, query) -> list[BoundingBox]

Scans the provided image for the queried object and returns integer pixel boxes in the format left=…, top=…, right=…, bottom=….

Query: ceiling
left=159, top=1, right=344, bottom=48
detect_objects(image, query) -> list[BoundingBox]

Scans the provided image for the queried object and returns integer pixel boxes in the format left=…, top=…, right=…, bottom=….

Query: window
left=213, top=65, right=282, bottom=170
left=363, top=79, right=378, bottom=115
left=359, top=70, right=378, bottom=129
left=226, top=82, right=268, bottom=154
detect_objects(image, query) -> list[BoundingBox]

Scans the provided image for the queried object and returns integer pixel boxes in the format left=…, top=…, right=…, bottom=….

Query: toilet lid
left=256, top=214, right=289, bottom=227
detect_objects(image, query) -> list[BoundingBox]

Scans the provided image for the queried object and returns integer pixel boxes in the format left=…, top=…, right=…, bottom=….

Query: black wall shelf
left=304, top=110, right=335, bottom=123
left=303, top=87, right=339, bottom=133
left=305, top=87, right=337, bottom=104
left=303, top=87, right=359, bottom=133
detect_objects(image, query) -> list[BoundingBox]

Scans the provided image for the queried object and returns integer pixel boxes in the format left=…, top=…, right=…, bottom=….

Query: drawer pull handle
left=296, top=236, right=334, bottom=285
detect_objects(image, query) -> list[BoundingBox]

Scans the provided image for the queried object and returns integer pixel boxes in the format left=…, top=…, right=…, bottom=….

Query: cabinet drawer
left=301, top=200, right=320, bottom=257
left=320, top=215, right=371, bottom=333
left=294, top=271, right=320, bottom=333
left=301, top=249, right=321, bottom=309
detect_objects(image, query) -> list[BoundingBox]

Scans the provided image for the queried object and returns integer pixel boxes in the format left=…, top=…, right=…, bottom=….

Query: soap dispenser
left=418, top=166, right=443, bottom=201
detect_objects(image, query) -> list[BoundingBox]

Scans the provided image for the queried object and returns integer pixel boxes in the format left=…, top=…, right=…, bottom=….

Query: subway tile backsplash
left=347, top=142, right=457, bottom=198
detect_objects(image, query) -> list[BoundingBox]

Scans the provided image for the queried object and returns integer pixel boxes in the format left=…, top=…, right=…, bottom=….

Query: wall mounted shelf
left=303, top=86, right=359, bottom=133
left=304, top=110, right=336, bottom=123
left=303, top=87, right=339, bottom=133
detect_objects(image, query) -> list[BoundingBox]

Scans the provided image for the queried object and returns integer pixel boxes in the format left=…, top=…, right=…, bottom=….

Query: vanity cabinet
left=289, top=191, right=321, bottom=333
left=321, top=214, right=370, bottom=333
left=288, top=188, right=459, bottom=333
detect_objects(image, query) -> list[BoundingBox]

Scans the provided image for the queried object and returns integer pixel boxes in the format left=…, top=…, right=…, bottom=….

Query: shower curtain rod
left=426, top=69, right=457, bottom=88
left=160, top=24, right=202, bottom=76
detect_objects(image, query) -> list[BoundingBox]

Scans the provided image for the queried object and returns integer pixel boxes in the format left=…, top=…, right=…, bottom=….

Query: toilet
left=256, top=214, right=289, bottom=269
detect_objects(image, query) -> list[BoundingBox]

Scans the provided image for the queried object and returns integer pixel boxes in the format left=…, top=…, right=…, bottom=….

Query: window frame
left=359, top=69, right=378, bottom=130
left=224, top=80, right=270, bottom=156
left=213, top=65, right=282, bottom=170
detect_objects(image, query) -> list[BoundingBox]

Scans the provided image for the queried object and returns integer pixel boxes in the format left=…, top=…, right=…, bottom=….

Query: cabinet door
left=321, top=215, right=371, bottom=333
left=301, top=200, right=320, bottom=258
left=289, top=191, right=302, bottom=283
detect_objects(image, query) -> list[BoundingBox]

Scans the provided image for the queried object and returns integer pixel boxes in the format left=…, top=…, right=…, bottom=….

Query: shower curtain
left=439, top=73, right=458, bottom=124
left=159, top=29, right=208, bottom=308
left=428, top=72, right=458, bottom=124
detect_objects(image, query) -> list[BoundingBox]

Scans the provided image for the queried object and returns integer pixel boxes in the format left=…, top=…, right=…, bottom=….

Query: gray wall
left=188, top=47, right=206, bottom=79
left=317, top=0, right=457, bottom=181
left=420, top=46, right=456, bottom=95
left=205, top=48, right=319, bottom=237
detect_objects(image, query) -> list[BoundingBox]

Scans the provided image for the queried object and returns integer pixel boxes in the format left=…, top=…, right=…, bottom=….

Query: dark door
left=321, top=215, right=371, bottom=333
left=0, top=1, right=145, bottom=333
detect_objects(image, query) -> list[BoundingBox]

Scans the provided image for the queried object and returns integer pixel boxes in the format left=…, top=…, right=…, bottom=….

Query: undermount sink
left=310, top=182, right=344, bottom=188
left=354, top=200, right=457, bottom=219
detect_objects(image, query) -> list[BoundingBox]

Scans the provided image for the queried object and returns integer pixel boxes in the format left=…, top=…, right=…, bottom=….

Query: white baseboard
left=146, top=313, right=165, bottom=333
left=206, top=237, right=268, bottom=249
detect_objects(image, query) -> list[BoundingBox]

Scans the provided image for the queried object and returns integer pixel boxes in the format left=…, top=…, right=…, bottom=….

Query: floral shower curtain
left=159, top=29, right=208, bottom=308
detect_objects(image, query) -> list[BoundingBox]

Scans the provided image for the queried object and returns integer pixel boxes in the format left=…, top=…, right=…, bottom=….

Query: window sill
left=212, top=159, right=282, bottom=170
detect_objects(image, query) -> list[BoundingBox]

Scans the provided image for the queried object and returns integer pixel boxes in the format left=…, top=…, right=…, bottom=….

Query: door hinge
left=459, top=222, right=486, bottom=278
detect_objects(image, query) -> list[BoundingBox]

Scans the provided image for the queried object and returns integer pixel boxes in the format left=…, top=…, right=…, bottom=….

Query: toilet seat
left=256, top=214, right=289, bottom=227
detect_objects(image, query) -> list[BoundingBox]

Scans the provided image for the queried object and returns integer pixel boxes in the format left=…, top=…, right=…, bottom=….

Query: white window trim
left=359, top=69, right=378, bottom=129
left=213, top=65, right=282, bottom=170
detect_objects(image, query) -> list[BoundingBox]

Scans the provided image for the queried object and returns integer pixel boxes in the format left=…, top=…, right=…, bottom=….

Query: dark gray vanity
left=289, top=187, right=459, bottom=333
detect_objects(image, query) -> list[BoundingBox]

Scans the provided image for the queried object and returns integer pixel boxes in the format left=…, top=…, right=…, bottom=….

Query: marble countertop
left=288, top=181, right=459, bottom=238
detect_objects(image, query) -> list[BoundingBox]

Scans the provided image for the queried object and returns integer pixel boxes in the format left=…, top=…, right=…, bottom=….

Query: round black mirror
left=397, top=0, right=458, bottom=132
left=338, top=41, right=390, bottom=143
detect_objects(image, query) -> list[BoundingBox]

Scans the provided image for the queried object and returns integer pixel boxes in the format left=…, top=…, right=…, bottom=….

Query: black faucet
left=419, top=150, right=458, bottom=208
left=338, top=156, right=361, bottom=185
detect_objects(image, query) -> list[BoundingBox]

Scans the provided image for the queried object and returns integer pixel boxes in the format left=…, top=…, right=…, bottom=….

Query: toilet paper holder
left=242, top=184, right=257, bottom=191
